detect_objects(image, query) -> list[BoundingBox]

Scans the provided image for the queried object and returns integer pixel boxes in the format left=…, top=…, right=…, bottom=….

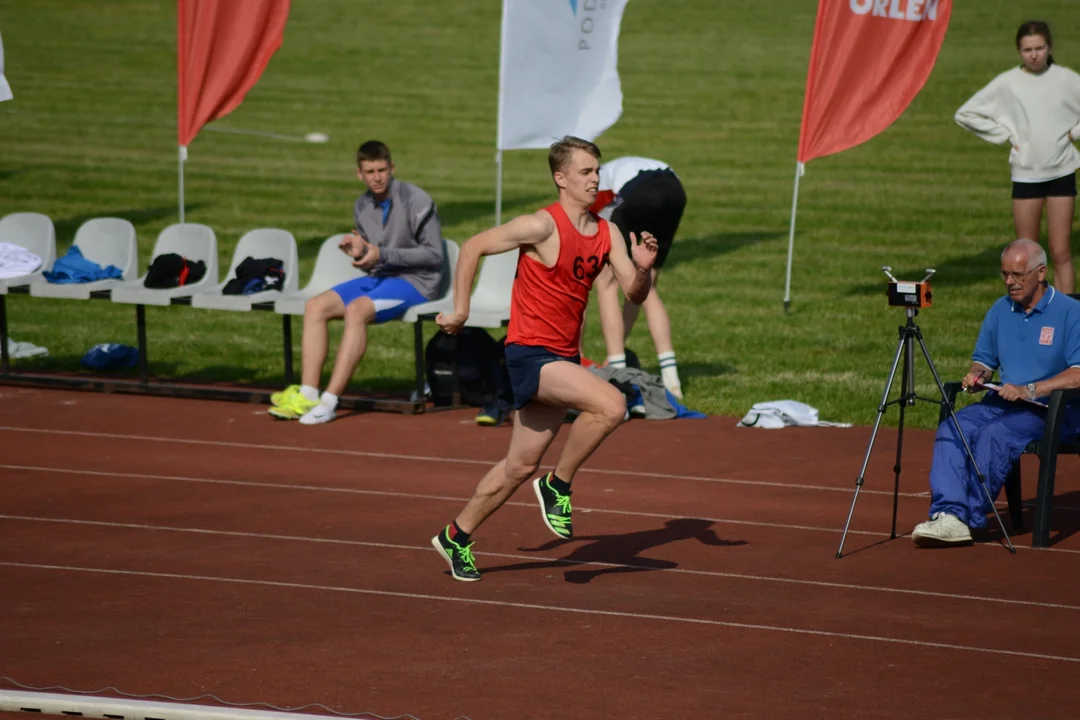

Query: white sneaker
left=911, top=512, right=972, bottom=547
left=299, top=402, right=336, bottom=425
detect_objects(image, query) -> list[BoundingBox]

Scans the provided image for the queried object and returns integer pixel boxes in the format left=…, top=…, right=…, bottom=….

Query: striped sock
left=658, top=351, right=681, bottom=390
left=607, top=354, right=627, bottom=369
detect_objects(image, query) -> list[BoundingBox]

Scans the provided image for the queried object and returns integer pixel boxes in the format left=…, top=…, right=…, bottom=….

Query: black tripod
left=836, top=302, right=1015, bottom=557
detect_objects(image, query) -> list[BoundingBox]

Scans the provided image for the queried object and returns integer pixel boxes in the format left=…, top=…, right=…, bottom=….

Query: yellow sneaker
left=269, top=405, right=300, bottom=420
left=270, top=384, right=301, bottom=407
left=268, top=387, right=318, bottom=420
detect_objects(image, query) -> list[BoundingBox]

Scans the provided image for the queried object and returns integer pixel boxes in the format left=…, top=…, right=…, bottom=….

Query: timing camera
left=882, top=266, right=934, bottom=308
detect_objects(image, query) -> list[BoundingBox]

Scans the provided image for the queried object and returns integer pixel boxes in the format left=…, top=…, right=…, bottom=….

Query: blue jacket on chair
left=44, top=246, right=123, bottom=284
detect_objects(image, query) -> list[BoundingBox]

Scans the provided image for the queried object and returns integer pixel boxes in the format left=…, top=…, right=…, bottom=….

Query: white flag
left=0, top=27, right=12, bottom=102
left=497, top=0, right=628, bottom=150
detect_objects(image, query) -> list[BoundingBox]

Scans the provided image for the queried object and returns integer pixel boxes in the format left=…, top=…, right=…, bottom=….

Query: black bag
left=425, top=328, right=506, bottom=407
left=223, top=257, right=286, bottom=295
left=144, top=253, right=207, bottom=289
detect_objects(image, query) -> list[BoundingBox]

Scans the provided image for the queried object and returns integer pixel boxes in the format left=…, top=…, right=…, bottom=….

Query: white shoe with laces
left=299, top=402, right=336, bottom=425
left=912, top=512, right=972, bottom=547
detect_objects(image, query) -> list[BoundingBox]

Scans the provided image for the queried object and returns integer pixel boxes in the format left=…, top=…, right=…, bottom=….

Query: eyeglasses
left=1000, top=266, right=1044, bottom=282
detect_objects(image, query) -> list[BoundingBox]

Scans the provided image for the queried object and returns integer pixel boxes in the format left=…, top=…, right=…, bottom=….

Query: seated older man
left=913, top=238, right=1080, bottom=546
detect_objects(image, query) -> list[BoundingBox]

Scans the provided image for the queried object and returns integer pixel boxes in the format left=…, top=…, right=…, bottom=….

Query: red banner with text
left=177, top=0, right=290, bottom=146
left=797, top=0, right=951, bottom=163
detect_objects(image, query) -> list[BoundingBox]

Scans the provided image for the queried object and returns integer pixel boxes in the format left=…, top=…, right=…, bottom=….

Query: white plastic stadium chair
left=465, top=248, right=517, bottom=328
left=191, top=228, right=299, bottom=311
left=400, top=238, right=459, bottom=405
left=30, top=217, right=138, bottom=300
left=274, top=234, right=366, bottom=316
left=0, top=212, right=56, bottom=294
left=401, top=238, right=460, bottom=324
left=111, top=223, right=219, bottom=306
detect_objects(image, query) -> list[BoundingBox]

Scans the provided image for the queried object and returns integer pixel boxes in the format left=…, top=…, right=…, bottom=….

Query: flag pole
left=495, top=150, right=504, bottom=227
left=494, top=0, right=509, bottom=227
left=783, top=161, right=805, bottom=314
left=178, top=146, right=187, bottom=223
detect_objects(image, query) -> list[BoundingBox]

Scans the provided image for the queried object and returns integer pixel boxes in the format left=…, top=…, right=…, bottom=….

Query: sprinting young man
left=270, top=140, right=445, bottom=424
left=431, top=136, right=659, bottom=581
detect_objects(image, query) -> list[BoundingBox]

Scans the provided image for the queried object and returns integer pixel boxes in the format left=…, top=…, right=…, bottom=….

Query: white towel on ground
left=736, top=400, right=852, bottom=429
left=5, top=337, right=49, bottom=359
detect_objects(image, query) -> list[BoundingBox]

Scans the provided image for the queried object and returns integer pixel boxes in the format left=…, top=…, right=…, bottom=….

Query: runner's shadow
left=481, top=518, right=747, bottom=583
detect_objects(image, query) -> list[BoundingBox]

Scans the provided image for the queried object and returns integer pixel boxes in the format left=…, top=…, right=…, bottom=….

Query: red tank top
left=506, top=202, right=612, bottom=356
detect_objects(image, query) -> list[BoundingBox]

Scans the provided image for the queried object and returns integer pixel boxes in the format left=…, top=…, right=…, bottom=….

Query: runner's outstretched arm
left=606, top=222, right=657, bottom=305
left=436, top=213, right=554, bottom=334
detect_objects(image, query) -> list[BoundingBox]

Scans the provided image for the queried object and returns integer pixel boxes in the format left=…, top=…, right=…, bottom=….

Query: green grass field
left=2, top=0, right=1078, bottom=427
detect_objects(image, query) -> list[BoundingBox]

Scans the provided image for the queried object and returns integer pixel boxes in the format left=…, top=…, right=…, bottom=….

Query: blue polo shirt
left=972, top=286, right=1080, bottom=391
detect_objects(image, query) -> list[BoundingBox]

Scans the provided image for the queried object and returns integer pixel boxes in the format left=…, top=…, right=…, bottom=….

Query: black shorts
left=504, top=343, right=579, bottom=410
left=610, top=169, right=686, bottom=269
left=1012, top=173, right=1077, bottom=199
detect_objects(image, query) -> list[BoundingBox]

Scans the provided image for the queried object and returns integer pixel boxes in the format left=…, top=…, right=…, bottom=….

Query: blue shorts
left=505, top=343, right=580, bottom=409
left=331, top=276, right=427, bottom=323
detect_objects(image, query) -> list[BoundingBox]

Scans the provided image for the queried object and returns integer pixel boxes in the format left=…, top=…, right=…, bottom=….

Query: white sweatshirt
left=955, top=64, right=1080, bottom=182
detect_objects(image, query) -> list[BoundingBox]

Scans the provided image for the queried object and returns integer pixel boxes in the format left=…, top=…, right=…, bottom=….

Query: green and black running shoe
left=431, top=527, right=481, bottom=582
left=532, top=472, right=573, bottom=539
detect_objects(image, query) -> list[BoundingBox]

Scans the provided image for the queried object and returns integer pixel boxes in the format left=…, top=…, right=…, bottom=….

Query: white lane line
left=2, top=561, right=1076, bottom=664
left=4, top=514, right=1077, bottom=612
left=0, top=464, right=890, bottom=538
left=4, top=463, right=1076, bottom=554
left=0, top=426, right=928, bottom=497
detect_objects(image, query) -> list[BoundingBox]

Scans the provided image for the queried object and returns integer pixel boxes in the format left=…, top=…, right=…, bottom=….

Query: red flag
left=177, top=0, right=290, bottom=147
left=797, top=0, right=951, bottom=164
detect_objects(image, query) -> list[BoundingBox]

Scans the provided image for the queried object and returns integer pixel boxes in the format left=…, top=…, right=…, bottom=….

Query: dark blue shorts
left=504, top=343, right=580, bottom=409
left=331, top=276, right=427, bottom=323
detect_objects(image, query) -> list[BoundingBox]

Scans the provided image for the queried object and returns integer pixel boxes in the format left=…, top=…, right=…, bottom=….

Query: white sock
left=299, top=392, right=339, bottom=425
left=607, top=354, right=627, bottom=369
left=299, top=385, right=319, bottom=402
left=658, top=351, right=681, bottom=390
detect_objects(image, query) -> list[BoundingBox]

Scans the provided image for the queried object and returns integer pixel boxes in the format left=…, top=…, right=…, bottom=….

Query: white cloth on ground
left=736, top=400, right=852, bottom=429
left=5, top=337, right=49, bottom=359
left=0, top=242, right=43, bottom=279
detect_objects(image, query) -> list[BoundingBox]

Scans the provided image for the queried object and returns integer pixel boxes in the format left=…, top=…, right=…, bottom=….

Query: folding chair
left=0, top=212, right=56, bottom=293
left=941, top=382, right=1080, bottom=547
left=274, top=234, right=365, bottom=316
left=110, top=223, right=219, bottom=381
left=111, top=223, right=219, bottom=306
left=465, top=248, right=517, bottom=328
left=190, top=228, right=299, bottom=380
left=0, top=212, right=57, bottom=372
left=401, top=239, right=460, bottom=404
left=191, top=228, right=299, bottom=311
left=29, top=217, right=137, bottom=300
left=271, top=234, right=366, bottom=383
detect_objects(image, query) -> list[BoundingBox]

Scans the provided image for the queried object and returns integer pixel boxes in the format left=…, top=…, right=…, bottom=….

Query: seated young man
left=270, top=140, right=445, bottom=424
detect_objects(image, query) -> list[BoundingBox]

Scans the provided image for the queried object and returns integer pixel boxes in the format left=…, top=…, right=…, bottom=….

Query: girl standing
left=956, top=21, right=1080, bottom=293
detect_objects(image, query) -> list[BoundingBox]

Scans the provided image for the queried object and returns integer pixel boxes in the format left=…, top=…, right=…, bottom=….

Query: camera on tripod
left=883, top=266, right=934, bottom=308
left=837, top=265, right=1016, bottom=557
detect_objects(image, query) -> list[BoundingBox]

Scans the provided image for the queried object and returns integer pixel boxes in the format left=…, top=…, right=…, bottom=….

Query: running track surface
left=2, top=387, right=1079, bottom=720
